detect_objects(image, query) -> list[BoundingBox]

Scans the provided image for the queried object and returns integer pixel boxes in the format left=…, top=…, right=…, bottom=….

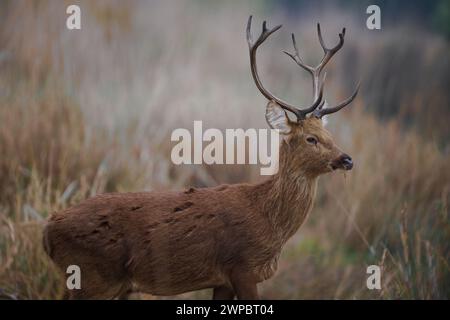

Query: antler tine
left=284, top=22, right=357, bottom=119
left=247, top=16, right=323, bottom=121
left=316, top=24, right=346, bottom=74
left=247, top=16, right=282, bottom=49
left=313, top=82, right=360, bottom=118
left=283, top=34, right=314, bottom=75
left=283, top=33, right=321, bottom=104
left=284, top=25, right=346, bottom=77
left=247, top=16, right=296, bottom=116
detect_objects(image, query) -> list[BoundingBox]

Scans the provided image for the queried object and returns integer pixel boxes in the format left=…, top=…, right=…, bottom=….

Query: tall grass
left=0, top=0, right=448, bottom=299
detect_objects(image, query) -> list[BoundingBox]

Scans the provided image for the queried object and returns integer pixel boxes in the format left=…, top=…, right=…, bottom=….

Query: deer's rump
left=43, top=186, right=264, bottom=297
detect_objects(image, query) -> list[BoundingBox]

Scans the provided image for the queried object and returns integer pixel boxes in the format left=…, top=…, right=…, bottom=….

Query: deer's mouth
left=330, top=154, right=353, bottom=171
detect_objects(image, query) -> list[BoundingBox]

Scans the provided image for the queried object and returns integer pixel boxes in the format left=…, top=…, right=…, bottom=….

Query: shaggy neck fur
left=255, top=141, right=318, bottom=245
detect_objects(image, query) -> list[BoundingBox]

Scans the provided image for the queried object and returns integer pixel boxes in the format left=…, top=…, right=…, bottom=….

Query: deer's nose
left=340, top=154, right=353, bottom=170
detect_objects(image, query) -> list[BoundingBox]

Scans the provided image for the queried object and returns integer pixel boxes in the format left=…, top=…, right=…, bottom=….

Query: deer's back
left=44, top=184, right=273, bottom=295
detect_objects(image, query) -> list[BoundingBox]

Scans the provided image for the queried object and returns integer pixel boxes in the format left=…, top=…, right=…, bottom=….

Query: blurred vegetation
left=279, top=0, right=450, bottom=38
left=0, top=0, right=449, bottom=299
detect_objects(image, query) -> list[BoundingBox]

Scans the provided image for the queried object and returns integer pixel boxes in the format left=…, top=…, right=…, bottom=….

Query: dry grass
left=0, top=0, right=448, bottom=299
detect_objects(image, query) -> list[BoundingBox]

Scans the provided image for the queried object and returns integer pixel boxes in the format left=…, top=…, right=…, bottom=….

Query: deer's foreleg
left=230, top=269, right=259, bottom=300
left=213, top=285, right=235, bottom=300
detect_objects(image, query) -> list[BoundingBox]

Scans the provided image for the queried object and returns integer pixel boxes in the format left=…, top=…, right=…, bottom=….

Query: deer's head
left=247, top=16, right=359, bottom=177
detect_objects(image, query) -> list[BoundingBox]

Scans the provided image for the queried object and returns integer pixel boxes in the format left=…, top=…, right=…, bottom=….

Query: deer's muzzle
left=331, top=154, right=353, bottom=171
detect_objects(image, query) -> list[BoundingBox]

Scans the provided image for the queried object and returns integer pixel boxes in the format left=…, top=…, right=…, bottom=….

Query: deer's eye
left=306, top=136, right=318, bottom=145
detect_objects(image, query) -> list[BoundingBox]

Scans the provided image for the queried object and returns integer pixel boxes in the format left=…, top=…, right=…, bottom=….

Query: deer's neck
left=255, top=151, right=318, bottom=243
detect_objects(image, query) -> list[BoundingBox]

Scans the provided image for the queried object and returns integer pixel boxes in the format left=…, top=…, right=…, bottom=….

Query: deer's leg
left=230, top=269, right=259, bottom=300
left=61, top=262, right=125, bottom=300
left=116, top=287, right=133, bottom=300
left=66, top=282, right=124, bottom=300
left=213, top=285, right=235, bottom=300
left=62, top=289, right=71, bottom=300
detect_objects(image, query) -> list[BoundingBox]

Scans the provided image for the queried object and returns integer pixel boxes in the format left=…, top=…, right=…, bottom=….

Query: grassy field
left=0, top=0, right=449, bottom=299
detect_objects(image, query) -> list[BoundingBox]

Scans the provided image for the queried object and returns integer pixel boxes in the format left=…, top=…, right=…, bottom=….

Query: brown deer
left=43, top=16, right=359, bottom=300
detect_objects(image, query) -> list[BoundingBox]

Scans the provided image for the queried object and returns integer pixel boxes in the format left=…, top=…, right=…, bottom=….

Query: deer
left=43, top=16, right=359, bottom=300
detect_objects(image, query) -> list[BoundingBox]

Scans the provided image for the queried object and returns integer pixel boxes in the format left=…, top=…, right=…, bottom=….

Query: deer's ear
left=265, top=101, right=291, bottom=135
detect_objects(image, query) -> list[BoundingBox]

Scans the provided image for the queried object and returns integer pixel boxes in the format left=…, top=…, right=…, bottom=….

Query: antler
left=247, top=16, right=324, bottom=121
left=284, top=23, right=359, bottom=118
